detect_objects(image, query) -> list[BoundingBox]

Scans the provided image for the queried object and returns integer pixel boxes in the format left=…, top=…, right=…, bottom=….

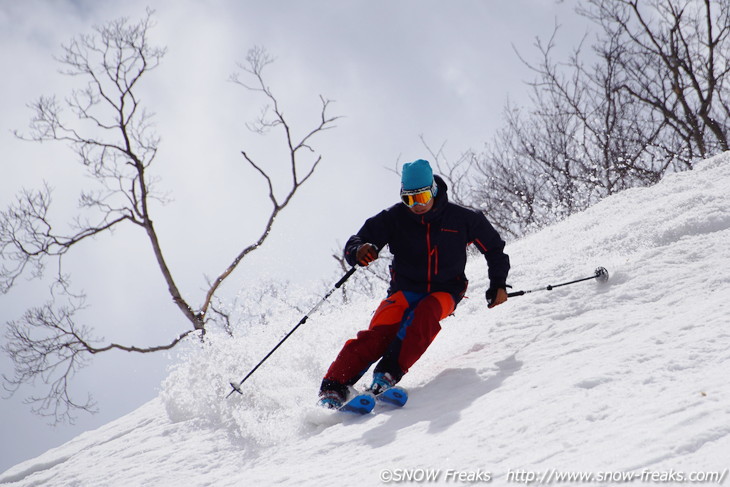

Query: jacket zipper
left=422, top=217, right=441, bottom=292
left=426, top=222, right=432, bottom=292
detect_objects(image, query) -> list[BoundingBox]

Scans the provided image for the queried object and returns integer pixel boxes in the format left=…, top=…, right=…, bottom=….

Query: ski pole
left=226, top=266, right=358, bottom=398
left=502, top=267, right=609, bottom=300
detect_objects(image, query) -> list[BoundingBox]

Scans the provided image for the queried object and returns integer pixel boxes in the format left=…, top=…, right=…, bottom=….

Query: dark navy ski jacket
left=344, top=175, right=510, bottom=299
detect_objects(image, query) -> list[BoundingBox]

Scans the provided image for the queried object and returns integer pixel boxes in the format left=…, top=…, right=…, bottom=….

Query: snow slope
left=2, top=153, right=729, bottom=486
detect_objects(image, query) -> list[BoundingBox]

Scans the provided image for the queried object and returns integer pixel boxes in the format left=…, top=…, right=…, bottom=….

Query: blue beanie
left=401, top=159, right=434, bottom=191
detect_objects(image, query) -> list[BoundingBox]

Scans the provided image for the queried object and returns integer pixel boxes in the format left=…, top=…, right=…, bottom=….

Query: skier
left=318, top=159, right=510, bottom=409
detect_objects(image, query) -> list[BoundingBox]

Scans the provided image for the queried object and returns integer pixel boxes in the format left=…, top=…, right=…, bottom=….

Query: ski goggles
left=401, top=185, right=436, bottom=207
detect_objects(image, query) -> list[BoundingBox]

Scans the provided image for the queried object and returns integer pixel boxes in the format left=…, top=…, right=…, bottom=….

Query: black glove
left=356, top=243, right=379, bottom=266
left=485, top=286, right=509, bottom=308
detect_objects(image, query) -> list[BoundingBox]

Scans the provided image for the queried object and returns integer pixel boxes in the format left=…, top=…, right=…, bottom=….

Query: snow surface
left=2, top=153, right=729, bottom=486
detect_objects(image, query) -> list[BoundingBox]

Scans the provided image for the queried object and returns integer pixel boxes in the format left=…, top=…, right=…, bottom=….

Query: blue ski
left=376, top=386, right=408, bottom=407
left=338, top=392, right=376, bottom=415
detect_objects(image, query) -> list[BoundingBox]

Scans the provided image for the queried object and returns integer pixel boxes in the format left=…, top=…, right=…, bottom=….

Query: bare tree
left=448, top=0, right=730, bottom=238
left=468, top=28, right=672, bottom=237
left=579, top=0, right=730, bottom=163
left=0, top=11, right=339, bottom=423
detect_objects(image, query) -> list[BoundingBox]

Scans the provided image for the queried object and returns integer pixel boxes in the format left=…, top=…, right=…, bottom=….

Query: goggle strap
left=401, top=182, right=437, bottom=196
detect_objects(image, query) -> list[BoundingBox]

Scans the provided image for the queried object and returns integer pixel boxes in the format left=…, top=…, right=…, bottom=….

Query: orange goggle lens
left=401, top=188, right=434, bottom=207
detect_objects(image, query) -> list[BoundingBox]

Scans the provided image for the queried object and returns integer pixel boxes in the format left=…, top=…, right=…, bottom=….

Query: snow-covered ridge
left=2, top=153, right=729, bottom=486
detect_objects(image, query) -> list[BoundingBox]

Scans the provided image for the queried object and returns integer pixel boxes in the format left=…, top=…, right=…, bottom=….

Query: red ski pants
left=323, top=291, right=455, bottom=386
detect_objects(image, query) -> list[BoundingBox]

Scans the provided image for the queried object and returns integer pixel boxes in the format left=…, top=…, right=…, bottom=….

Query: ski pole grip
left=507, top=291, right=525, bottom=297
left=335, top=266, right=357, bottom=288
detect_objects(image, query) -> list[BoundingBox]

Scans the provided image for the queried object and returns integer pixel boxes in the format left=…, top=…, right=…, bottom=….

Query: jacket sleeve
left=344, top=209, right=393, bottom=266
left=469, top=211, right=510, bottom=289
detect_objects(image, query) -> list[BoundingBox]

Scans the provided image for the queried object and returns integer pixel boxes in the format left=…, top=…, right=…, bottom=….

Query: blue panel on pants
left=396, top=291, right=428, bottom=340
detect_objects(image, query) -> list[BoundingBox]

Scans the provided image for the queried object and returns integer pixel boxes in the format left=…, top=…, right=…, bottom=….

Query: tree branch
left=200, top=47, right=339, bottom=318
left=2, top=17, right=338, bottom=423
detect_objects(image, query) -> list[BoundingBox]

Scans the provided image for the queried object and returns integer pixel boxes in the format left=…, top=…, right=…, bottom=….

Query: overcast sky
left=0, top=0, right=592, bottom=471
